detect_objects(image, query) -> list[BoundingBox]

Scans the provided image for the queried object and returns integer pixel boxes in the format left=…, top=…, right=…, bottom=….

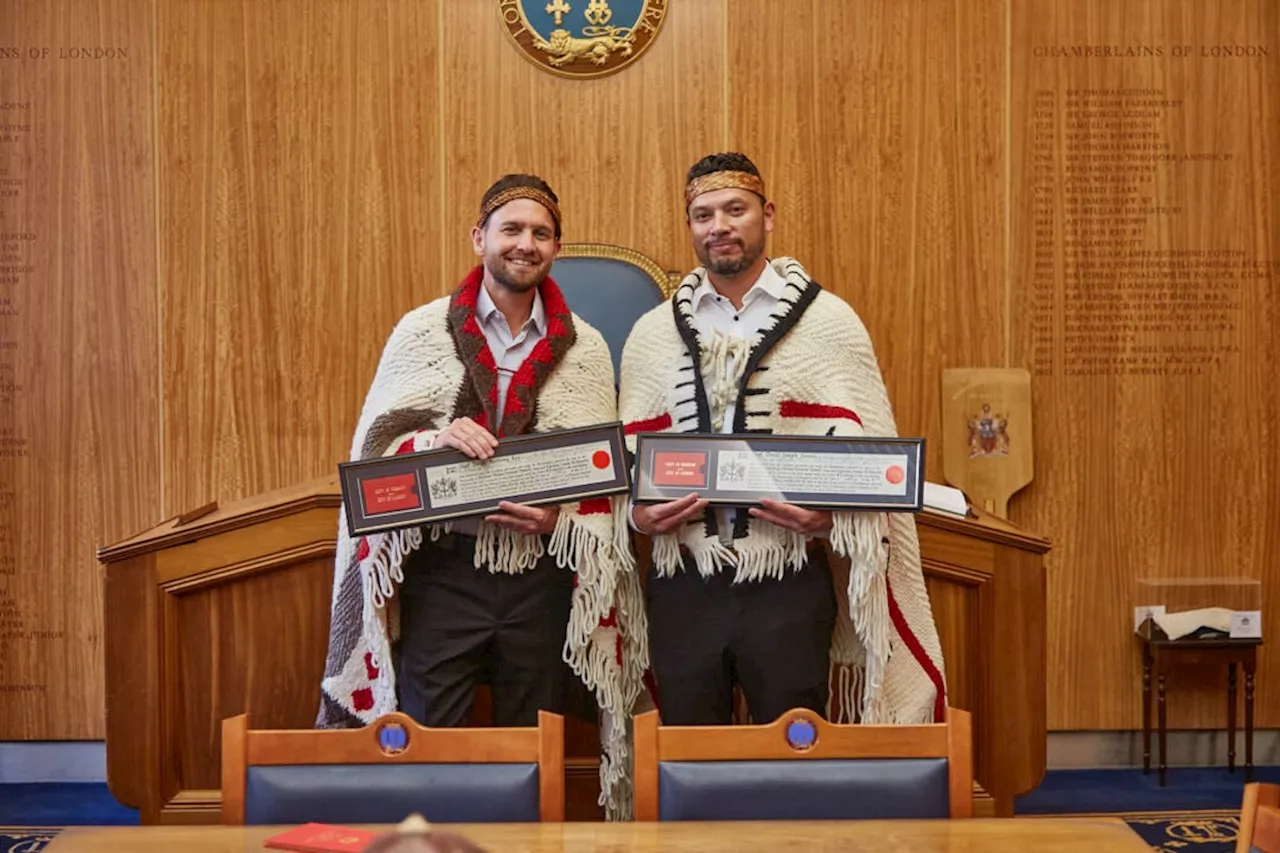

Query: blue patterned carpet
left=1016, top=766, right=1279, bottom=814
left=1120, top=811, right=1240, bottom=852
left=0, top=828, right=59, bottom=853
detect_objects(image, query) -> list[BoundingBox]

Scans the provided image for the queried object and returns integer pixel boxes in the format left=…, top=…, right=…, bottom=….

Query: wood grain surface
left=44, top=819, right=1153, bottom=853
left=1009, top=0, right=1280, bottom=729
left=0, top=0, right=158, bottom=739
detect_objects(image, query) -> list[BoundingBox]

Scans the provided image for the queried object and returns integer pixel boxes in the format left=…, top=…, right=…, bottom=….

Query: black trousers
left=395, top=533, right=574, bottom=728
left=645, top=545, right=837, bottom=726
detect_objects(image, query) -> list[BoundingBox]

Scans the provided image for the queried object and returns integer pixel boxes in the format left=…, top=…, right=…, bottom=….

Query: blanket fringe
left=548, top=500, right=643, bottom=821
left=827, top=662, right=867, bottom=725
left=730, top=528, right=807, bottom=582
left=472, top=524, right=544, bottom=574
left=650, top=532, right=686, bottom=575
left=834, top=511, right=891, bottom=723
left=361, top=527, right=422, bottom=672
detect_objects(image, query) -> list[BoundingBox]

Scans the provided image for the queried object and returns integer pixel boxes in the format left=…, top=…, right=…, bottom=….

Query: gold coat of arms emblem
left=498, top=0, right=668, bottom=78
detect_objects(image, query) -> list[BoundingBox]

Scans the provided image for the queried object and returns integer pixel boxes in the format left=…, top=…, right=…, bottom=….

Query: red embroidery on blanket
left=395, top=436, right=417, bottom=455
left=493, top=281, right=570, bottom=438
left=599, top=607, right=618, bottom=628
left=363, top=652, right=379, bottom=681
left=624, top=413, right=673, bottom=435
left=356, top=538, right=370, bottom=561
left=504, top=322, right=558, bottom=416
left=577, top=497, right=612, bottom=515
left=351, top=688, right=374, bottom=712
left=886, top=575, right=947, bottom=722
left=779, top=400, right=863, bottom=426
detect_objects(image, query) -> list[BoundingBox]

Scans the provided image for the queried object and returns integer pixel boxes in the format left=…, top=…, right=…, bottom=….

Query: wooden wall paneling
left=1010, top=0, right=1280, bottom=730
left=158, top=0, right=442, bottom=517
left=440, top=0, right=725, bottom=283
left=726, top=0, right=1007, bottom=478
left=12, top=0, right=1279, bottom=752
left=0, top=0, right=158, bottom=740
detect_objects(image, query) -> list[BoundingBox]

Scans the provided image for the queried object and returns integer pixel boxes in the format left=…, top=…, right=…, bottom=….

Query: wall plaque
left=498, top=0, right=667, bottom=78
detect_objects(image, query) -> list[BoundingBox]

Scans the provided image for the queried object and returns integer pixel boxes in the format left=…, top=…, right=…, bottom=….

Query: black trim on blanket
left=445, top=311, right=485, bottom=427
left=671, top=300, right=712, bottom=434
left=730, top=278, right=822, bottom=433
left=672, top=288, right=717, bottom=539
left=729, top=272, right=823, bottom=540
left=318, top=689, right=365, bottom=729
left=359, top=407, right=444, bottom=460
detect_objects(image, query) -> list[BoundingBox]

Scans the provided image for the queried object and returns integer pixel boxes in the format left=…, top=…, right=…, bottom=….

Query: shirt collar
left=477, top=282, right=546, bottom=337
left=693, top=259, right=787, bottom=309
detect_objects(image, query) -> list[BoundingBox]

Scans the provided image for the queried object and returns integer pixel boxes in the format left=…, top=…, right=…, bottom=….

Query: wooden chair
left=550, top=242, right=680, bottom=382
left=220, top=710, right=564, bottom=825
left=1237, top=782, right=1280, bottom=852
left=633, top=706, right=973, bottom=821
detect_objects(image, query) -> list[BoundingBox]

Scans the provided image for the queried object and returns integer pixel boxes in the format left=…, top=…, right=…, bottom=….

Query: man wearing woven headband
left=619, top=152, right=946, bottom=728
left=317, top=174, right=648, bottom=819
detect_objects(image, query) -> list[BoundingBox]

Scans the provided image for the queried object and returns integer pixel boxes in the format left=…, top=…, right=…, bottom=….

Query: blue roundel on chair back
left=377, top=720, right=409, bottom=755
left=551, top=247, right=671, bottom=382
left=785, top=718, right=818, bottom=751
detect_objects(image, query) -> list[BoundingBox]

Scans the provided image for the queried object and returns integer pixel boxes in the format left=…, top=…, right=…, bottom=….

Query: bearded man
left=619, top=153, right=946, bottom=728
left=317, top=174, right=646, bottom=818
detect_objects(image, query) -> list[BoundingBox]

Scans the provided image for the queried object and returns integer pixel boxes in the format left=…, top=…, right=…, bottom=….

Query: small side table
left=1141, top=636, right=1261, bottom=786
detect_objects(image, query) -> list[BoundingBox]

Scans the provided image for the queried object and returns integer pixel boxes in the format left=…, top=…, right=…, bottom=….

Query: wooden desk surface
left=46, top=818, right=1150, bottom=853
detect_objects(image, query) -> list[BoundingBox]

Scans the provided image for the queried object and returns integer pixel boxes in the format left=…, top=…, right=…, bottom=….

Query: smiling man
left=618, top=153, right=946, bottom=728
left=317, top=174, right=647, bottom=819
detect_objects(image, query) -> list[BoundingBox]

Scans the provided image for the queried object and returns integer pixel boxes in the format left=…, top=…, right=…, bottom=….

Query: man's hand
left=749, top=498, right=833, bottom=535
left=485, top=501, right=560, bottom=535
left=432, top=417, right=499, bottom=459
left=632, top=493, right=708, bottom=536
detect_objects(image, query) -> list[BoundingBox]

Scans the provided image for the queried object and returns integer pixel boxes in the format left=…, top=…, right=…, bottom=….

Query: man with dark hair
left=619, top=152, right=947, bottom=727
left=317, top=174, right=647, bottom=818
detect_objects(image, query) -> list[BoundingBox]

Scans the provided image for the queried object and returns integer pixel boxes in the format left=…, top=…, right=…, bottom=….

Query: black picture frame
left=339, top=422, right=630, bottom=535
left=631, top=432, right=925, bottom=512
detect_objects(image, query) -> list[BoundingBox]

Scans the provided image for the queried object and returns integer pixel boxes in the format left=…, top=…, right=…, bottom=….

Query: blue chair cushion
left=657, top=758, right=950, bottom=821
left=243, top=762, right=539, bottom=825
left=551, top=256, right=667, bottom=381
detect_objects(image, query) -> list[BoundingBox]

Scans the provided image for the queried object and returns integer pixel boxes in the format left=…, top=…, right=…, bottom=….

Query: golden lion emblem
left=535, top=26, right=635, bottom=67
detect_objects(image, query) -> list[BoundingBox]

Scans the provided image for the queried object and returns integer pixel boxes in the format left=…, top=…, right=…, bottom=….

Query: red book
left=263, top=823, right=381, bottom=853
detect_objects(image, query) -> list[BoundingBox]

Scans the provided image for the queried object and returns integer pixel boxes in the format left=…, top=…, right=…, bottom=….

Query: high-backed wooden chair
left=220, top=711, right=564, bottom=825
left=633, top=706, right=973, bottom=821
left=551, top=243, right=679, bottom=381
left=1238, top=783, right=1280, bottom=852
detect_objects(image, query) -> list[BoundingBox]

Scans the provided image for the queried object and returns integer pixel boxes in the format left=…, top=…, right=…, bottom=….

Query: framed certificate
left=632, top=433, right=925, bottom=511
left=339, top=422, right=629, bottom=535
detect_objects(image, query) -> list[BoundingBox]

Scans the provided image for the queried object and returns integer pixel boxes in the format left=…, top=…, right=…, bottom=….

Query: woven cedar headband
left=685, top=170, right=766, bottom=206
left=477, top=186, right=562, bottom=229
